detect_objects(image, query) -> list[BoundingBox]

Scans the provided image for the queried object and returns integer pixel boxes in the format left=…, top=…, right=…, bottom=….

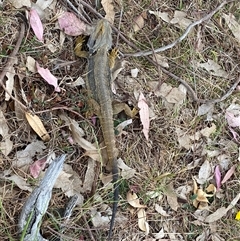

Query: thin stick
left=62, top=0, right=91, bottom=24
left=0, top=23, right=27, bottom=111
left=35, top=106, right=85, bottom=119
left=83, top=214, right=96, bottom=241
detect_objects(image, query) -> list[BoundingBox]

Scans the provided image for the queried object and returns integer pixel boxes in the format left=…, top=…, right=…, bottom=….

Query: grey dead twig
left=18, top=155, right=66, bottom=241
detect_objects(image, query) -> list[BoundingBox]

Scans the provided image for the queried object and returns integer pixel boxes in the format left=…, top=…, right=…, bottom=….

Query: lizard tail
left=108, top=160, right=119, bottom=240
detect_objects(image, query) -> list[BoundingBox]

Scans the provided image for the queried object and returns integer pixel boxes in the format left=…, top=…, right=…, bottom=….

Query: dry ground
left=0, top=0, right=240, bottom=240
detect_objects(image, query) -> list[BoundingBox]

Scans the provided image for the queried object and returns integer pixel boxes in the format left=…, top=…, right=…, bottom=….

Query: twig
left=0, top=23, right=27, bottom=111
left=83, top=214, right=96, bottom=241
left=62, top=0, right=91, bottom=24
left=35, top=106, right=85, bottom=119
left=125, top=0, right=235, bottom=57
left=116, top=5, right=124, bottom=46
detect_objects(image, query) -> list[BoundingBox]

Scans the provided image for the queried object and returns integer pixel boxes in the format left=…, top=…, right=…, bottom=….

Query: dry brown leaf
left=13, top=140, right=46, bottom=168
left=153, top=228, right=165, bottom=239
left=101, top=0, right=115, bottom=24
left=210, top=233, right=225, bottom=241
left=175, top=127, right=191, bottom=150
left=35, top=0, right=53, bottom=10
left=137, top=208, right=149, bottom=233
left=9, top=0, right=31, bottom=8
left=204, top=193, right=240, bottom=223
left=206, top=184, right=216, bottom=193
left=118, top=158, right=136, bottom=179
left=170, top=10, right=192, bottom=29
left=153, top=54, right=169, bottom=68
left=155, top=204, right=170, bottom=217
left=133, top=14, right=145, bottom=32
left=197, top=160, right=212, bottom=184
left=196, top=189, right=209, bottom=203
left=204, top=207, right=227, bottom=223
left=25, top=112, right=50, bottom=141
left=197, top=102, right=215, bottom=120
left=0, top=110, right=13, bottom=156
left=165, top=183, right=180, bottom=211
left=26, top=56, right=37, bottom=73
left=197, top=59, right=228, bottom=78
left=82, top=159, right=96, bottom=192
left=156, top=82, right=172, bottom=98
left=200, top=124, right=216, bottom=137
left=193, top=177, right=198, bottom=194
left=196, top=230, right=210, bottom=241
left=100, top=173, right=113, bottom=187
left=5, top=60, right=17, bottom=101
left=54, top=164, right=84, bottom=204
left=0, top=170, right=32, bottom=192
left=60, top=114, right=101, bottom=161
left=165, top=87, right=186, bottom=104
left=176, top=185, right=192, bottom=200
left=90, top=207, right=110, bottom=227
left=127, top=191, right=147, bottom=208
left=192, top=177, right=216, bottom=209
left=222, top=13, right=240, bottom=43
left=149, top=10, right=170, bottom=23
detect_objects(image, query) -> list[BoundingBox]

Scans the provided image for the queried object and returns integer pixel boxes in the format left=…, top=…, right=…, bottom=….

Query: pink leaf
left=29, top=8, right=44, bottom=42
left=67, top=136, right=74, bottom=144
left=58, top=12, right=86, bottom=36
left=29, top=158, right=47, bottom=178
left=221, top=165, right=236, bottom=184
left=225, top=111, right=240, bottom=127
left=138, top=92, right=150, bottom=141
left=36, top=62, right=60, bottom=92
left=214, top=165, right=221, bottom=191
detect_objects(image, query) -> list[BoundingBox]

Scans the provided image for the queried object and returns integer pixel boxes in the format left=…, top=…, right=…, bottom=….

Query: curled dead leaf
left=137, top=208, right=149, bottom=233
left=25, top=112, right=50, bottom=141
left=133, top=14, right=145, bottom=32
left=192, top=177, right=216, bottom=210
left=206, top=184, right=216, bottom=194
left=193, top=177, right=198, bottom=194
left=196, top=189, right=209, bottom=203
left=127, top=191, right=147, bottom=208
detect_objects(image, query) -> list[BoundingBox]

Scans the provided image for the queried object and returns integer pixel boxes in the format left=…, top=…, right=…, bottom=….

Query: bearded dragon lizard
left=86, top=19, right=119, bottom=240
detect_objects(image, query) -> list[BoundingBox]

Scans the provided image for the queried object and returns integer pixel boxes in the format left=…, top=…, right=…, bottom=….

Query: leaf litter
left=1, top=0, right=240, bottom=240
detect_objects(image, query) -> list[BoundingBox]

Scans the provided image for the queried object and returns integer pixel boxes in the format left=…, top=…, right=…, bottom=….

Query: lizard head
left=87, top=19, right=112, bottom=53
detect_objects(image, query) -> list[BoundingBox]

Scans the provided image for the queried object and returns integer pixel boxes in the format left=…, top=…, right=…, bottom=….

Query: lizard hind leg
left=113, top=101, right=139, bottom=118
